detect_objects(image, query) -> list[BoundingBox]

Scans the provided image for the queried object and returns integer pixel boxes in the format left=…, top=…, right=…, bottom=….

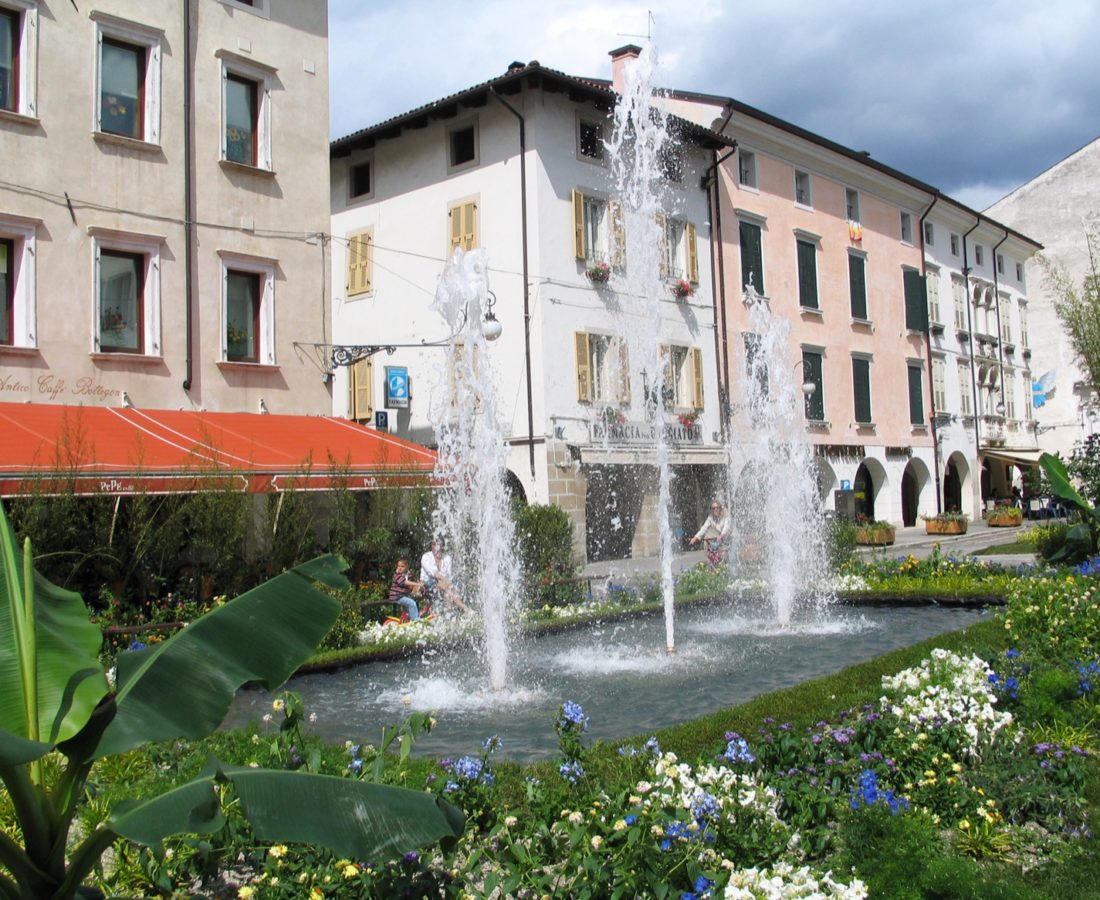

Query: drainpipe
left=917, top=194, right=942, bottom=512
left=703, top=127, right=736, bottom=441
left=181, top=0, right=195, bottom=392
left=489, top=87, right=535, bottom=480
left=991, top=228, right=1010, bottom=425
left=962, top=217, right=983, bottom=518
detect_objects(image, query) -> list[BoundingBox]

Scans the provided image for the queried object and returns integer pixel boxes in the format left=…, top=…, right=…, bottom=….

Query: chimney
left=609, top=44, right=642, bottom=93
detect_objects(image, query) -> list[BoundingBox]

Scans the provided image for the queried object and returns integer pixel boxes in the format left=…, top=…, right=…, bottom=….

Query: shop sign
left=590, top=420, right=702, bottom=446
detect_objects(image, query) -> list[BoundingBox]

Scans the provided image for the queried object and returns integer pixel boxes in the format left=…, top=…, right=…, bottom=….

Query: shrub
left=824, top=517, right=858, bottom=569
left=512, top=502, right=579, bottom=608
left=317, top=586, right=368, bottom=651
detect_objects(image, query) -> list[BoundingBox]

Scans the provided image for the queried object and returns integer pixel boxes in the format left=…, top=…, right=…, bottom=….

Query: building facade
left=0, top=0, right=331, bottom=416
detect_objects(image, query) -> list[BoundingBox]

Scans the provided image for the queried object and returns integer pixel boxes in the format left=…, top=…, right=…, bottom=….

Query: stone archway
left=943, top=452, right=970, bottom=514
left=900, top=457, right=932, bottom=526
left=814, top=457, right=838, bottom=506
left=854, top=458, right=888, bottom=521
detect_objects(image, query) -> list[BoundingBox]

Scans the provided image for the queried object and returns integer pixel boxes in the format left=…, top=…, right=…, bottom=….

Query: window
left=0, top=215, right=34, bottom=348
left=950, top=233, right=959, bottom=256
left=94, top=14, right=162, bottom=144
left=923, top=221, right=934, bottom=246
left=743, top=332, right=767, bottom=402
left=999, top=294, right=1012, bottom=343
left=848, top=252, right=867, bottom=319
left=1016, top=261, right=1024, bottom=283
left=349, top=160, right=372, bottom=200
left=659, top=142, right=683, bottom=182
left=997, top=253, right=1005, bottom=275
left=738, top=150, right=757, bottom=188
left=845, top=188, right=860, bottom=223
left=907, top=363, right=924, bottom=426
left=1020, top=306, right=1029, bottom=348
left=449, top=199, right=479, bottom=254
left=662, top=217, right=699, bottom=282
left=218, top=52, right=272, bottom=169
left=572, top=190, right=622, bottom=265
left=577, top=115, right=605, bottom=163
left=794, top=170, right=812, bottom=206
left=802, top=349, right=824, bottom=421
left=345, top=229, right=372, bottom=296
left=926, top=268, right=941, bottom=324
left=0, top=1, right=37, bottom=118
left=574, top=332, right=630, bottom=404
left=662, top=344, right=704, bottom=410
left=738, top=219, right=764, bottom=294
left=952, top=277, right=967, bottom=330
left=903, top=268, right=927, bottom=331
left=447, top=120, right=478, bottom=172
left=796, top=239, right=818, bottom=309
left=348, top=357, right=373, bottom=423
left=974, top=244, right=984, bottom=267
left=1004, top=377, right=1016, bottom=420
left=92, top=231, right=161, bottom=356
left=900, top=212, right=912, bottom=244
left=219, top=252, right=274, bottom=364
left=852, top=356, right=872, bottom=424
left=958, top=361, right=973, bottom=416
left=218, top=0, right=269, bottom=11
left=931, top=356, right=946, bottom=411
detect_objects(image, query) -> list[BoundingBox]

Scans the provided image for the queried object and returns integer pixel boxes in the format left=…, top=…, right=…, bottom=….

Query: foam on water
left=377, top=677, right=543, bottom=714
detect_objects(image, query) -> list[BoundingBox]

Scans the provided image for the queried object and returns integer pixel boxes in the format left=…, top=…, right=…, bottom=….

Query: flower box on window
left=585, top=261, right=610, bottom=284
left=671, top=279, right=694, bottom=300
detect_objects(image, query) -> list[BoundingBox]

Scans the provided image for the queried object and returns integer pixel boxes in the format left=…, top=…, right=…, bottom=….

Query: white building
left=329, top=52, right=732, bottom=561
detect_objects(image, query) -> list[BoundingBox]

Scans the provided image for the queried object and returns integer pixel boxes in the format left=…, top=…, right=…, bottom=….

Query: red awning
left=0, top=403, right=437, bottom=496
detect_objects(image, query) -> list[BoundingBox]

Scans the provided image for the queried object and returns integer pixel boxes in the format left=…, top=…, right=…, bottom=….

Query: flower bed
left=923, top=513, right=968, bottom=535
left=987, top=506, right=1024, bottom=527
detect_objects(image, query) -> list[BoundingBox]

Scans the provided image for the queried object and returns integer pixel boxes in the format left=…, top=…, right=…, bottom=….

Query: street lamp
left=794, top=360, right=817, bottom=397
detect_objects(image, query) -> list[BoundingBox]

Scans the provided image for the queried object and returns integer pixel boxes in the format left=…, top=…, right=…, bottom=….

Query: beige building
left=0, top=0, right=331, bottom=416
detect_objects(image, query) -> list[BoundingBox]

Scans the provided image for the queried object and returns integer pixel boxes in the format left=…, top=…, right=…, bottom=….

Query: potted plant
left=987, top=505, right=1024, bottom=527
left=670, top=278, right=694, bottom=299
left=854, top=516, right=896, bottom=545
left=585, top=261, right=611, bottom=284
left=922, top=510, right=969, bottom=535
left=600, top=406, right=626, bottom=427
left=677, top=410, right=699, bottom=428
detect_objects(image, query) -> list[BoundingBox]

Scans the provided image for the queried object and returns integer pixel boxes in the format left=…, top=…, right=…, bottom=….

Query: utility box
left=834, top=489, right=856, bottom=521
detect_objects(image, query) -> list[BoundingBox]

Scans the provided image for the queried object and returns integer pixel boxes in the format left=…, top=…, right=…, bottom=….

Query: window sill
left=217, top=360, right=280, bottom=373
left=855, top=421, right=876, bottom=432
left=929, top=322, right=945, bottom=335
left=0, top=108, right=40, bottom=128
left=851, top=317, right=873, bottom=329
left=0, top=344, right=40, bottom=356
left=219, top=158, right=276, bottom=177
left=576, top=152, right=608, bottom=168
left=911, top=425, right=928, bottom=434
left=90, top=352, right=164, bottom=365
left=805, top=419, right=830, bottom=430
left=93, top=131, right=162, bottom=154
left=800, top=306, right=823, bottom=318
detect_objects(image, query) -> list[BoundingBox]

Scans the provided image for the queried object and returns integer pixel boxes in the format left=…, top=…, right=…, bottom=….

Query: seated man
left=420, top=537, right=470, bottom=613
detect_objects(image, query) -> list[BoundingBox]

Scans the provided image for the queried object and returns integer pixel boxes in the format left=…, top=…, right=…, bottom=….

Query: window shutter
left=660, top=344, right=673, bottom=409
left=691, top=347, right=704, bottom=410
left=572, top=190, right=586, bottom=260
left=449, top=204, right=463, bottom=253
left=262, top=275, right=275, bottom=363
left=848, top=254, right=867, bottom=319
left=617, top=338, right=631, bottom=404
left=797, top=240, right=818, bottom=309
left=656, top=214, right=668, bottom=277
left=610, top=201, right=625, bottom=268
left=739, top=221, right=763, bottom=294
left=349, top=358, right=373, bottom=421
left=574, top=332, right=591, bottom=401
left=903, top=269, right=928, bottom=331
left=686, top=222, right=699, bottom=284
left=347, top=232, right=372, bottom=295
left=853, top=358, right=871, bottom=423
left=462, top=201, right=478, bottom=251
left=907, top=365, right=923, bottom=426
left=927, top=273, right=940, bottom=322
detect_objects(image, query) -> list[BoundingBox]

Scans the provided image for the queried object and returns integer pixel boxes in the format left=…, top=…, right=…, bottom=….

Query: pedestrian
left=689, top=500, right=730, bottom=567
left=387, top=558, right=424, bottom=622
left=420, top=537, right=470, bottom=613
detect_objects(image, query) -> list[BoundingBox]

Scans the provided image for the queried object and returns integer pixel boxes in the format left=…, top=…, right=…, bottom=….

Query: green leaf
left=108, top=761, right=465, bottom=862
left=96, top=557, right=346, bottom=757
left=1041, top=452, right=1088, bottom=511
left=0, top=503, right=108, bottom=763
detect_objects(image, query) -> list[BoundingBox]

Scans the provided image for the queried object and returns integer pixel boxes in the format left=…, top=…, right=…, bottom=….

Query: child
left=387, top=558, right=424, bottom=622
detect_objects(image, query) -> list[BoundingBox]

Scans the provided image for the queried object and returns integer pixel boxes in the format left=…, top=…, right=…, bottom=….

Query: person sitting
left=387, top=558, right=424, bottom=623
left=689, top=500, right=730, bottom=567
left=420, top=537, right=470, bottom=614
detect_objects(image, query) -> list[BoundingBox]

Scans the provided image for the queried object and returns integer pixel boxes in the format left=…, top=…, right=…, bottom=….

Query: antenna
left=617, top=9, right=654, bottom=41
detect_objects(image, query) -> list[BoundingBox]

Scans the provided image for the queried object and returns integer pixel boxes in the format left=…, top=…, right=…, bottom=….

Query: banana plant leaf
left=96, top=556, right=347, bottom=758
left=1040, top=452, right=1088, bottom=511
left=107, top=759, right=465, bottom=861
left=0, top=504, right=107, bottom=765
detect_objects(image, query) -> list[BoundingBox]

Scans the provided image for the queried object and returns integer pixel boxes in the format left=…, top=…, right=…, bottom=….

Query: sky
left=328, top=0, right=1100, bottom=212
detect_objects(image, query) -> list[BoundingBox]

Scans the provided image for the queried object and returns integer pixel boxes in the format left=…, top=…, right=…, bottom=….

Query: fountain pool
left=224, top=602, right=989, bottom=762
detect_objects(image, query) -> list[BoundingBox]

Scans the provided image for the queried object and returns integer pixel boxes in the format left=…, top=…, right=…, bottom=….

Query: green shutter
left=848, top=254, right=867, bottom=319
left=797, top=240, right=818, bottom=309
left=739, top=221, right=764, bottom=294
left=803, top=352, right=824, bottom=421
left=904, top=269, right=928, bottom=331
left=853, top=358, right=871, bottom=424
left=907, top=365, right=924, bottom=426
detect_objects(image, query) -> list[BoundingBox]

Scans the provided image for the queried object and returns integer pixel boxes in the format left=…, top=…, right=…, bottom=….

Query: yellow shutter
left=656, top=214, right=668, bottom=278
left=449, top=204, right=463, bottom=252
left=575, top=332, right=591, bottom=401
left=692, top=347, right=704, bottom=410
left=348, top=358, right=373, bottom=421
left=686, top=222, right=699, bottom=284
left=347, top=231, right=372, bottom=295
left=572, top=190, right=586, bottom=260
left=610, top=201, right=625, bottom=268
left=462, top=201, right=478, bottom=251
left=617, top=338, right=631, bottom=404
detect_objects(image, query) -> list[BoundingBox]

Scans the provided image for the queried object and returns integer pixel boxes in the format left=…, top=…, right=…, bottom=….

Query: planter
left=855, top=526, right=895, bottom=546
left=924, top=519, right=968, bottom=536
left=987, top=508, right=1023, bottom=527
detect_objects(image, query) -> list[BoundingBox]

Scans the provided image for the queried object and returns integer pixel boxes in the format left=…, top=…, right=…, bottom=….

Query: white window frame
left=931, top=355, right=946, bottom=411
left=217, top=250, right=275, bottom=364
left=737, top=149, right=757, bottom=189
left=665, top=217, right=687, bottom=280
left=576, top=111, right=606, bottom=165
left=845, top=187, right=860, bottom=223
left=347, top=155, right=373, bottom=202
left=0, top=0, right=37, bottom=120
left=1016, top=261, right=1024, bottom=283
left=999, top=293, right=1012, bottom=344
left=216, top=0, right=271, bottom=18
left=582, top=194, right=609, bottom=263
left=89, top=227, right=163, bottom=357
left=997, top=253, right=1005, bottom=275
left=92, top=12, right=162, bottom=145
left=589, top=332, right=627, bottom=404
left=952, top=277, right=966, bottom=330
left=950, top=233, right=959, bottom=256
left=0, top=213, right=37, bottom=348
left=923, top=220, right=934, bottom=247
left=926, top=265, right=941, bottom=324
left=217, top=50, right=274, bottom=171
left=958, top=361, right=973, bottom=416
left=446, top=116, right=479, bottom=174
left=663, top=343, right=698, bottom=410
left=899, top=211, right=912, bottom=244
left=794, top=170, right=812, bottom=208
left=1020, top=305, right=1029, bottom=348
left=974, top=244, right=984, bottom=267
left=1004, top=376, right=1016, bottom=420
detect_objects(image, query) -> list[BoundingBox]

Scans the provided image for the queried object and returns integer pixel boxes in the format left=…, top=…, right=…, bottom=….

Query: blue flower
left=624, top=814, right=637, bottom=826
left=559, top=760, right=585, bottom=784
left=482, top=734, right=502, bottom=753
left=559, top=700, right=589, bottom=730
left=722, top=737, right=756, bottom=765
left=127, top=640, right=147, bottom=652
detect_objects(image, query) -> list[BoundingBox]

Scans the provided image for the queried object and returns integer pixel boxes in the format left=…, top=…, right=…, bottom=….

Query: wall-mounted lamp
left=794, top=360, right=817, bottom=397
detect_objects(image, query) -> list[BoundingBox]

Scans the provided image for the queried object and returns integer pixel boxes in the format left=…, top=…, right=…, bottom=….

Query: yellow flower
left=504, top=816, right=518, bottom=828
left=238, top=888, right=255, bottom=899
left=590, top=835, right=603, bottom=849
left=343, top=864, right=358, bottom=878
left=272, top=698, right=285, bottom=712
left=613, top=819, right=627, bottom=831
left=310, top=889, right=323, bottom=900
left=269, top=844, right=288, bottom=859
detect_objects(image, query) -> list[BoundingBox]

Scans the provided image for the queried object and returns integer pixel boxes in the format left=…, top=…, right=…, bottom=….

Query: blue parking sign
left=385, top=366, right=409, bottom=408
